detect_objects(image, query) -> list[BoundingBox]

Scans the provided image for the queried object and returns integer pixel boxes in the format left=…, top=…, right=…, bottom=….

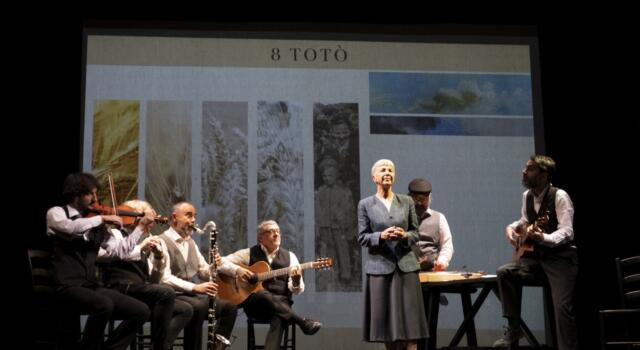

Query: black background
left=19, top=18, right=638, bottom=348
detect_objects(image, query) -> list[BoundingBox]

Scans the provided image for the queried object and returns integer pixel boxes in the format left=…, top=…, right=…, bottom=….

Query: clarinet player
left=156, top=202, right=237, bottom=350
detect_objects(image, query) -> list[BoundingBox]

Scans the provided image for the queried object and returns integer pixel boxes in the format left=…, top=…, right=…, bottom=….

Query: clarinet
left=194, top=221, right=231, bottom=350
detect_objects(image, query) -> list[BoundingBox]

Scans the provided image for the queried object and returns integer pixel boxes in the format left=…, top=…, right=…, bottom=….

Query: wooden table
left=419, top=271, right=545, bottom=349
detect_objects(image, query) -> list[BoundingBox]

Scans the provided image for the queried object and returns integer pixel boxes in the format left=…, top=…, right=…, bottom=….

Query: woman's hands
left=381, top=226, right=406, bottom=241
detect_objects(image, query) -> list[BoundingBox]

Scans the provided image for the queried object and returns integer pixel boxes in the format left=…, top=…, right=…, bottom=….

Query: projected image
left=91, top=100, right=140, bottom=204
left=370, top=72, right=533, bottom=136
left=313, top=103, right=361, bottom=292
left=370, top=115, right=533, bottom=136
left=85, top=35, right=541, bottom=339
left=257, top=101, right=304, bottom=260
left=145, top=101, right=192, bottom=219
left=201, top=101, right=249, bottom=256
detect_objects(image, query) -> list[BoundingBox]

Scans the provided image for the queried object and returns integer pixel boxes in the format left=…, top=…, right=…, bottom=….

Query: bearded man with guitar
left=494, top=155, right=578, bottom=350
left=220, top=220, right=323, bottom=350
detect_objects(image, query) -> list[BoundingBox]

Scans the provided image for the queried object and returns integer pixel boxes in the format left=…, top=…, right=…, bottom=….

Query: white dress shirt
left=158, top=227, right=235, bottom=293
left=428, top=208, right=454, bottom=269
left=46, top=205, right=142, bottom=259
left=508, top=185, right=575, bottom=247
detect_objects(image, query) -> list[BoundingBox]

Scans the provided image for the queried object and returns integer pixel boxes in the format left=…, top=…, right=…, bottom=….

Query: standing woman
left=358, top=159, right=428, bottom=350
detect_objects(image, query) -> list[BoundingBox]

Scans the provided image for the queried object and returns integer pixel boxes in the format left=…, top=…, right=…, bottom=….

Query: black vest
left=525, top=186, right=569, bottom=254
left=51, top=206, right=107, bottom=287
left=249, top=245, right=291, bottom=298
left=99, top=228, right=149, bottom=286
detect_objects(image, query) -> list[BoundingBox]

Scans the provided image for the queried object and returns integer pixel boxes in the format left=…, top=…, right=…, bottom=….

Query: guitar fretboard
left=256, top=261, right=316, bottom=282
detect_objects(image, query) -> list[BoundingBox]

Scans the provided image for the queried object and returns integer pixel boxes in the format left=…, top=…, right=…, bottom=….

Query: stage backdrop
left=83, top=31, right=543, bottom=348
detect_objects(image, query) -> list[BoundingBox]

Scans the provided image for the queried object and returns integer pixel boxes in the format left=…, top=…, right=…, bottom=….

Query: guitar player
left=494, top=155, right=578, bottom=350
left=221, top=220, right=323, bottom=350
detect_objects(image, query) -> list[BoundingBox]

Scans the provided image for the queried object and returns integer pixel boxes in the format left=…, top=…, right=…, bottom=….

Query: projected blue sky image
left=370, top=72, right=533, bottom=116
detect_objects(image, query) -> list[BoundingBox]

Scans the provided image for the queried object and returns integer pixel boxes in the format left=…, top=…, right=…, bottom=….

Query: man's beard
left=415, top=205, right=427, bottom=219
left=522, top=176, right=538, bottom=189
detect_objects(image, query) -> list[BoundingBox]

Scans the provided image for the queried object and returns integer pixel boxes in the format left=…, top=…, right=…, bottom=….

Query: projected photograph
left=91, top=100, right=140, bottom=204
left=201, top=101, right=249, bottom=256
left=313, top=103, right=361, bottom=292
left=257, top=101, right=305, bottom=260
left=145, top=101, right=192, bottom=219
left=370, top=115, right=533, bottom=136
left=370, top=72, right=533, bottom=136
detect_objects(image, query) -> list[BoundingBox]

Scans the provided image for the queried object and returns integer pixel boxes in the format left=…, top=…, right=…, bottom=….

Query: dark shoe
left=492, top=327, right=522, bottom=347
left=299, top=318, right=322, bottom=335
left=439, top=295, right=449, bottom=306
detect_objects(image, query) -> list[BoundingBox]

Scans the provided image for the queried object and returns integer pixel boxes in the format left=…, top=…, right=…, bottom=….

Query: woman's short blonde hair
left=371, top=159, right=395, bottom=176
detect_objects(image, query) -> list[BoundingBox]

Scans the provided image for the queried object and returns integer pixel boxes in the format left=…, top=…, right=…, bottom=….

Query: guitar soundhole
left=248, top=275, right=258, bottom=285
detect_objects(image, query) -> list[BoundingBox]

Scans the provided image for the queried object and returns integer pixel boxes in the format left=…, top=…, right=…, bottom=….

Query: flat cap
left=408, top=178, right=432, bottom=194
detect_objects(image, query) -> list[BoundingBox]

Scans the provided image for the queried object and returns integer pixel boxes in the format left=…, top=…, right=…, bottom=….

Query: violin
left=89, top=172, right=169, bottom=227
left=88, top=203, right=143, bottom=227
left=88, top=203, right=169, bottom=226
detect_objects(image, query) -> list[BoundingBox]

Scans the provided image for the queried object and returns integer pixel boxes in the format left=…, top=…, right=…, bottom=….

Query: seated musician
left=46, top=172, right=148, bottom=349
left=97, top=199, right=190, bottom=350
left=407, top=178, right=454, bottom=271
left=222, top=220, right=322, bottom=350
left=156, top=201, right=237, bottom=350
left=493, top=155, right=577, bottom=350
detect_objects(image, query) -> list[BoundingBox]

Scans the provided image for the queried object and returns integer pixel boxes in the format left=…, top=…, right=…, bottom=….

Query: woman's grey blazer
left=357, top=193, right=420, bottom=275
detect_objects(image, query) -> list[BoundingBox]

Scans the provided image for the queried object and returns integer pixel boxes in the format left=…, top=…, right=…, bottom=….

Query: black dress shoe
left=299, top=318, right=322, bottom=335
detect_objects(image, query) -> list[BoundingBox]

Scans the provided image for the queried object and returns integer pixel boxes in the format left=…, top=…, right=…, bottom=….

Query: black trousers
left=174, top=294, right=237, bottom=350
left=242, top=290, right=300, bottom=350
left=115, top=283, right=190, bottom=350
left=496, top=248, right=578, bottom=350
left=55, top=285, right=149, bottom=350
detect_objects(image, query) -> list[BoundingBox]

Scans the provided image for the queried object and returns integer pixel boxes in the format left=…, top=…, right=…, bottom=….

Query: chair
left=29, top=249, right=81, bottom=349
left=247, top=317, right=296, bottom=350
left=130, top=323, right=185, bottom=350
left=599, top=256, right=640, bottom=349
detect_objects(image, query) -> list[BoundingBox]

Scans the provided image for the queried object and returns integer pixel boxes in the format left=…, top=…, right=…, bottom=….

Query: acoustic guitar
left=217, top=257, right=333, bottom=305
left=512, top=210, right=549, bottom=261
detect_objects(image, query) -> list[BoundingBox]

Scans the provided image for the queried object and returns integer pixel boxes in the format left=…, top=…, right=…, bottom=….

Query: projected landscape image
left=370, top=72, right=534, bottom=136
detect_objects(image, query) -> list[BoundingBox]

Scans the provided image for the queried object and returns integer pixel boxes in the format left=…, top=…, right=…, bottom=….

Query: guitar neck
left=256, top=261, right=316, bottom=282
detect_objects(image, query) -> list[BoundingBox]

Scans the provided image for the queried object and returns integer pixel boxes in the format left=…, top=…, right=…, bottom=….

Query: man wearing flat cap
left=408, top=178, right=454, bottom=271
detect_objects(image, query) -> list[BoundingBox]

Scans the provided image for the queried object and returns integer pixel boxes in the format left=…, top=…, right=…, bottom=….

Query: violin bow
left=107, top=172, right=119, bottom=216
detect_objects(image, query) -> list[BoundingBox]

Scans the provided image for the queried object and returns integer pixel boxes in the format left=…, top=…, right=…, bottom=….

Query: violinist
left=46, top=172, right=149, bottom=350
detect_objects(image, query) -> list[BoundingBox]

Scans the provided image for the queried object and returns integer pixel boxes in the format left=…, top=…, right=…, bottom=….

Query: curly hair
left=62, top=172, right=99, bottom=203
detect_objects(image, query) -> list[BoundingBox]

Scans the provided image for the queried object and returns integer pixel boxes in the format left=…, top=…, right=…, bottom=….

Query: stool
left=520, top=279, right=557, bottom=348
left=247, top=317, right=296, bottom=350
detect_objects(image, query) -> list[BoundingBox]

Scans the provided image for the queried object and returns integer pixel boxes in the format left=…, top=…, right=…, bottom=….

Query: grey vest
left=159, top=233, right=200, bottom=282
left=416, top=209, right=442, bottom=268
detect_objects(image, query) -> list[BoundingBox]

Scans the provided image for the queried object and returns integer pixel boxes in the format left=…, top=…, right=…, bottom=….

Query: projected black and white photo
left=201, top=101, right=249, bottom=255
left=257, top=101, right=305, bottom=260
left=313, top=103, right=361, bottom=291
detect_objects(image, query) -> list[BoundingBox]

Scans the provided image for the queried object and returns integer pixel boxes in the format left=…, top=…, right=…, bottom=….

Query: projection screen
left=83, top=29, right=544, bottom=347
